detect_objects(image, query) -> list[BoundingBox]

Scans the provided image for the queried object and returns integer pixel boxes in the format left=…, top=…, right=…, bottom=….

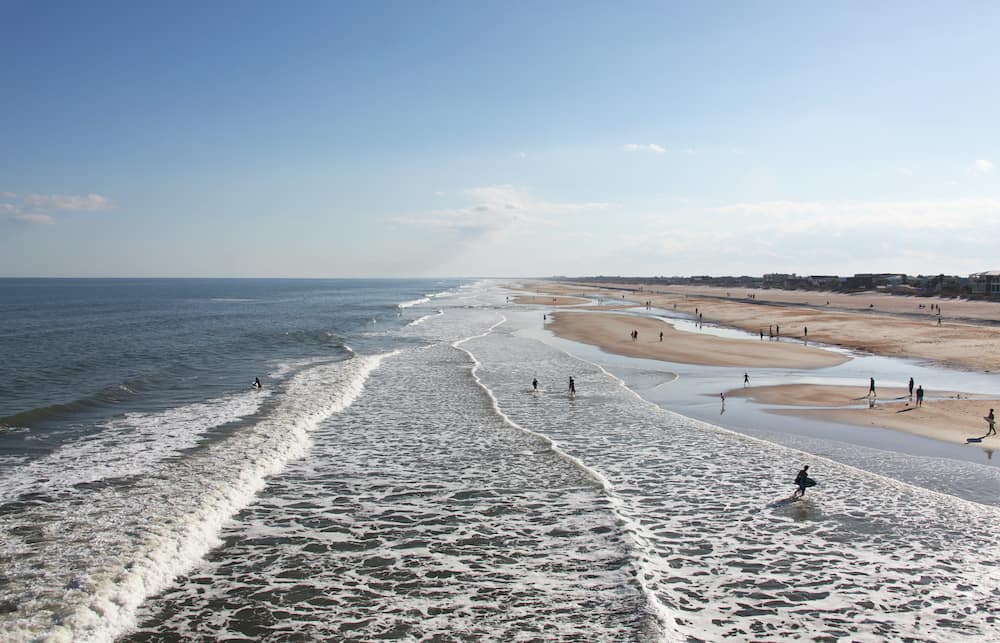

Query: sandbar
left=548, top=311, right=848, bottom=369
left=726, top=383, right=998, bottom=446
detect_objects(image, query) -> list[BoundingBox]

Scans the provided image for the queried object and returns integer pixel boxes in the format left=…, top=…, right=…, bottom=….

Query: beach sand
left=548, top=311, right=848, bottom=369
left=725, top=384, right=998, bottom=446
left=511, top=295, right=589, bottom=306
left=521, top=280, right=1000, bottom=372
left=513, top=281, right=1000, bottom=448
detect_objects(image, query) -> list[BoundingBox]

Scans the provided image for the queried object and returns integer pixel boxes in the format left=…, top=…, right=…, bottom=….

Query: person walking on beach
left=532, top=377, right=538, bottom=393
left=569, top=376, right=576, bottom=396
left=868, top=377, right=876, bottom=397
left=793, top=465, right=812, bottom=499
left=916, top=385, right=924, bottom=406
left=908, top=377, right=914, bottom=400
left=659, top=331, right=663, bottom=342
left=743, top=372, right=750, bottom=387
left=987, top=409, right=996, bottom=436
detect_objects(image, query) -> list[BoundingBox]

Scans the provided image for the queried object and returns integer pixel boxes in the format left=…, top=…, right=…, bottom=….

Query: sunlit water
left=1, top=280, right=998, bottom=641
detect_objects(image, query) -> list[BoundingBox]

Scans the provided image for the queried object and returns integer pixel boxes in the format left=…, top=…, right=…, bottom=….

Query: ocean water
left=1, top=279, right=999, bottom=641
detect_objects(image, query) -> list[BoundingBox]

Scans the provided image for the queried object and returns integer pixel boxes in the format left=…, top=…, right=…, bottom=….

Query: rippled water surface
left=2, top=279, right=999, bottom=641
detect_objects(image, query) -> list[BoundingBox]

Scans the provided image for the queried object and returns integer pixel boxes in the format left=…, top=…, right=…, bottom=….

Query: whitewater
left=1, top=280, right=998, bottom=641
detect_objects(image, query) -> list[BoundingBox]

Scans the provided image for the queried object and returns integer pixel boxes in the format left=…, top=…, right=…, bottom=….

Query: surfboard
left=804, top=478, right=817, bottom=487
left=966, top=437, right=983, bottom=443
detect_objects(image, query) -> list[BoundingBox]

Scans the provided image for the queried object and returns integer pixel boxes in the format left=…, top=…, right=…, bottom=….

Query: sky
left=1, top=1, right=998, bottom=278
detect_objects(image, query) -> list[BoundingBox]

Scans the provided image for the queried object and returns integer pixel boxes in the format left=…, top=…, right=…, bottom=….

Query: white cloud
left=1, top=191, right=113, bottom=224
left=969, top=159, right=994, bottom=175
left=388, top=185, right=615, bottom=239
left=623, top=143, right=666, bottom=154
left=15, top=213, right=54, bottom=225
left=23, top=193, right=113, bottom=211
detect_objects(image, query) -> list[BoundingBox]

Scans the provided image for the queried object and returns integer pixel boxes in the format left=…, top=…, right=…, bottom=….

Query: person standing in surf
left=253, top=377, right=262, bottom=389
left=569, top=376, right=576, bottom=397
left=532, top=377, right=538, bottom=393
left=793, top=465, right=812, bottom=499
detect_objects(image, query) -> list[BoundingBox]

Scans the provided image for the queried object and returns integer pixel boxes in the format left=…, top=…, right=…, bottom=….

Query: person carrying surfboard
left=253, top=377, right=262, bottom=389
left=793, top=465, right=814, bottom=499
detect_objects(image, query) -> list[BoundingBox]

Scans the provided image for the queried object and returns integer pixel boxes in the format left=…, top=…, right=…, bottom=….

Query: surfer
left=253, top=377, right=262, bottom=390
left=793, top=465, right=813, bottom=499
left=569, top=376, right=576, bottom=396
left=532, top=377, right=538, bottom=393
left=743, top=372, right=750, bottom=387
left=987, top=409, right=996, bottom=436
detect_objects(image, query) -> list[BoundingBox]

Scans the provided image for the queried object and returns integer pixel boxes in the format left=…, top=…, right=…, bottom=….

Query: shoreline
left=511, top=281, right=1000, bottom=451
left=521, top=279, right=1000, bottom=372
left=725, top=383, right=998, bottom=447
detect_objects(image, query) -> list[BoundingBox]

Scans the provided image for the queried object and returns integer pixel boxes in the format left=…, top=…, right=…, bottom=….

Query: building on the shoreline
left=970, top=271, right=1000, bottom=296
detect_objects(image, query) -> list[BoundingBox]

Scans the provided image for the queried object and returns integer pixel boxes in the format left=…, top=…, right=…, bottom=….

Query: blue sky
left=1, top=1, right=998, bottom=277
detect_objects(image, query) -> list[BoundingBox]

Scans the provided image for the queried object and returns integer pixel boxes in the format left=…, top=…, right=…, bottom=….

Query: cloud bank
left=1, top=192, right=114, bottom=224
left=623, top=143, right=666, bottom=154
left=387, top=185, right=615, bottom=239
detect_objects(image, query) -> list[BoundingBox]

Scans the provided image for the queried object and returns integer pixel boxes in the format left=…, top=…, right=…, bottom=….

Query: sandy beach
left=726, top=383, right=997, bottom=446
left=548, top=311, right=848, bottom=368
left=514, top=280, right=1000, bottom=449
left=526, top=280, right=1000, bottom=372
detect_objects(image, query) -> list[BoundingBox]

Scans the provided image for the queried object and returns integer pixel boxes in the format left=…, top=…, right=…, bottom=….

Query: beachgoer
left=569, top=376, right=576, bottom=396
left=793, top=465, right=811, bottom=499
left=659, top=331, right=663, bottom=342
left=760, top=330, right=764, bottom=341
left=988, top=409, right=996, bottom=436
left=916, top=385, right=924, bottom=406
left=254, top=377, right=262, bottom=389
left=804, top=326, right=808, bottom=338
left=908, top=377, right=914, bottom=399
left=868, top=377, right=876, bottom=397
left=743, top=372, right=750, bottom=386
left=532, top=378, right=538, bottom=392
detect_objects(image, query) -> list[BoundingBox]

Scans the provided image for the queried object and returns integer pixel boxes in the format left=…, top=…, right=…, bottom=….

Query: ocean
left=1, top=279, right=998, bottom=642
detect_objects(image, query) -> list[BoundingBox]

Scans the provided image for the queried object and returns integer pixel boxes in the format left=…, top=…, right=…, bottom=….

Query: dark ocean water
left=2, top=279, right=998, bottom=642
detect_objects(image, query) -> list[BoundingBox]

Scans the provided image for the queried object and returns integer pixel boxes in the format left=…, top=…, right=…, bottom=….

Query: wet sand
left=725, top=383, right=998, bottom=446
left=520, top=280, right=1000, bottom=372
left=512, top=281, right=1000, bottom=448
left=548, top=311, right=848, bottom=369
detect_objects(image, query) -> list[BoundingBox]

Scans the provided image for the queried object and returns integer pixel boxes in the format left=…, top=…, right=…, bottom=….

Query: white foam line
left=398, top=297, right=431, bottom=309
left=452, top=317, right=678, bottom=641
left=408, top=310, right=444, bottom=326
left=44, top=352, right=399, bottom=643
left=551, top=337, right=1000, bottom=517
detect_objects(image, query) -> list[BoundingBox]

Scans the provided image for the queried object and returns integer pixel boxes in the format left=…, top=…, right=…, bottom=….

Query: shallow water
left=2, top=280, right=999, bottom=641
